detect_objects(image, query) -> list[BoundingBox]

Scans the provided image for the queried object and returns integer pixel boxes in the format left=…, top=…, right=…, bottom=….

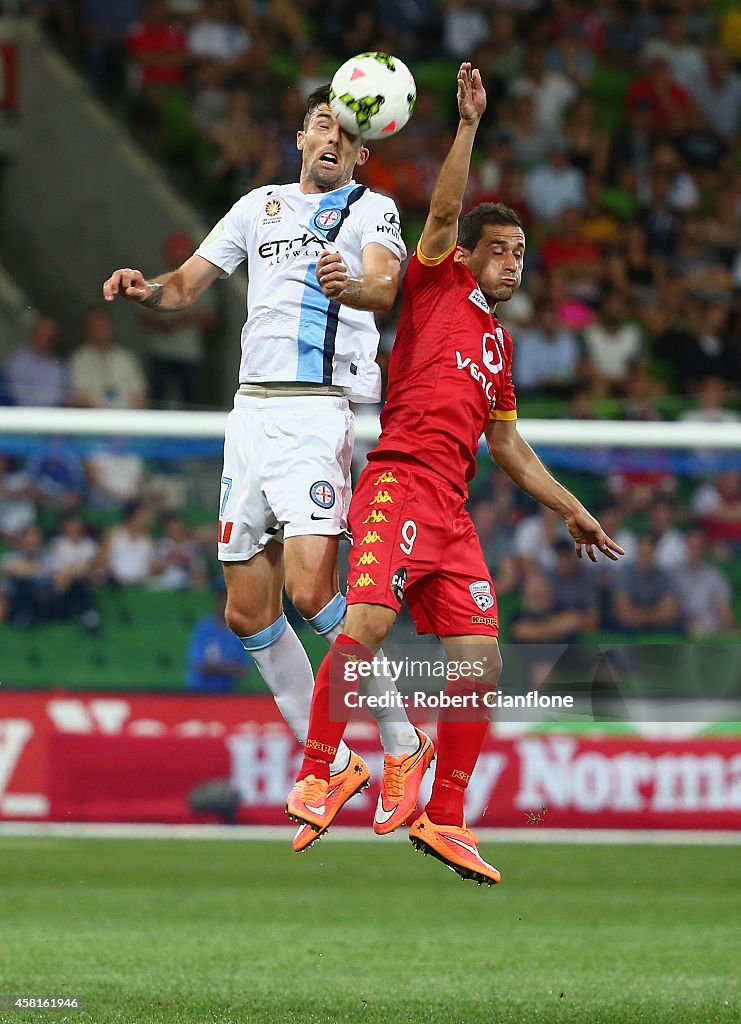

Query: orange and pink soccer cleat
left=373, top=729, right=435, bottom=835
left=287, top=752, right=371, bottom=848
left=408, top=812, right=501, bottom=886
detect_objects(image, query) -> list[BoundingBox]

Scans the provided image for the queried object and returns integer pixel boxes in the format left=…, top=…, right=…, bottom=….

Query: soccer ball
left=329, top=52, right=416, bottom=141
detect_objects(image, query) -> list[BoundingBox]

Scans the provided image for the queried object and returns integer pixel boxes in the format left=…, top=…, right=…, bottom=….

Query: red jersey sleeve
left=489, top=329, right=518, bottom=421
left=404, top=240, right=458, bottom=294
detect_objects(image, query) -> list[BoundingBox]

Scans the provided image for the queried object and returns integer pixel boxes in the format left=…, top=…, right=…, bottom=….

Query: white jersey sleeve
left=195, top=194, right=256, bottom=278
left=356, top=192, right=406, bottom=260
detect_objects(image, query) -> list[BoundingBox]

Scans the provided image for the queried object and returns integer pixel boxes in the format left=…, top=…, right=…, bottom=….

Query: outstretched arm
left=485, top=419, right=625, bottom=563
left=102, top=254, right=222, bottom=312
left=419, top=63, right=486, bottom=261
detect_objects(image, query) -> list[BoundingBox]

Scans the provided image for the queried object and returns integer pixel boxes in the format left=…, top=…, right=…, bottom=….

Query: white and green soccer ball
left=329, top=52, right=416, bottom=141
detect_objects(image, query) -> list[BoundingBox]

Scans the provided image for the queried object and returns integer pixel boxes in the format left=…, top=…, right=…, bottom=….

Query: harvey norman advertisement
left=0, top=692, right=739, bottom=829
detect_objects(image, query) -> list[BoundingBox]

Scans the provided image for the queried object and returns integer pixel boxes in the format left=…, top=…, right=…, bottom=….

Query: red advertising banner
left=1, top=692, right=739, bottom=829
left=0, top=42, right=18, bottom=110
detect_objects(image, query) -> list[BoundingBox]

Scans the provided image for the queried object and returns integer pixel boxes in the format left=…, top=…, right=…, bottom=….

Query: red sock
left=297, top=634, right=374, bottom=783
left=426, top=678, right=491, bottom=827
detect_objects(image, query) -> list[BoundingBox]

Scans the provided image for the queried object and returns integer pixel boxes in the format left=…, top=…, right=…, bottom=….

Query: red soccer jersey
left=370, top=242, right=517, bottom=495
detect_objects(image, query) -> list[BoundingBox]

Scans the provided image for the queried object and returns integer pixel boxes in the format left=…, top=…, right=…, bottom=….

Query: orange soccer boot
left=373, top=729, right=435, bottom=835
left=408, top=812, right=501, bottom=886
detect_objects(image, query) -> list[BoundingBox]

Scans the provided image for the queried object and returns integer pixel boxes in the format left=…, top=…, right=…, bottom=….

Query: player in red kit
left=286, top=65, right=624, bottom=884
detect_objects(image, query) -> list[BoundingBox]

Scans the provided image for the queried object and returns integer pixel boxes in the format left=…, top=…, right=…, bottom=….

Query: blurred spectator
left=85, top=437, right=147, bottom=508
left=48, top=514, right=102, bottom=632
left=512, top=302, right=581, bottom=395
left=154, top=514, right=208, bottom=590
left=140, top=232, right=219, bottom=407
left=622, top=359, right=666, bottom=422
left=499, top=95, right=553, bottom=170
left=125, top=0, right=188, bottom=108
left=653, top=15, right=704, bottom=91
left=667, top=304, right=736, bottom=391
left=82, top=0, right=142, bottom=96
left=442, top=0, right=489, bottom=60
left=187, top=0, right=254, bottom=85
left=608, top=222, right=664, bottom=304
left=207, top=88, right=278, bottom=201
left=668, top=217, right=734, bottom=304
left=3, top=316, right=69, bottom=408
left=692, top=470, right=741, bottom=555
left=0, top=455, right=36, bottom=543
left=509, top=572, right=590, bottom=694
left=688, top=44, right=741, bottom=142
left=580, top=293, right=643, bottom=394
left=547, top=538, right=600, bottom=634
left=473, top=13, right=524, bottom=87
left=525, top=139, right=585, bottom=222
left=671, top=527, right=734, bottom=638
left=104, top=502, right=160, bottom=586
left=538, top=206, right=601, bottom=289
left=191, top=58, right=230, bottom=135
left=625, top=44, right=694, bottom=136
left=512, top=505, right=573, bottom=575
left=649, top=499, right=687, bottom=571
left=564, top=90, right=610, bottom=174
left=70, top=308, right=147, bottom=409
left=510, top=47, right=579, bottom=135
left=612, top=533, right=682, bottom=635
left=186, top=579, right=250, bottom=692
left=640, top=143, right=699, bottom=215
left=680, top=377, right=740, bottom=425
left=25, top=437, right=85, bottom=512
left=609, top=97, right=654, bottom=180
left=2, top=525, right=54, bottom=628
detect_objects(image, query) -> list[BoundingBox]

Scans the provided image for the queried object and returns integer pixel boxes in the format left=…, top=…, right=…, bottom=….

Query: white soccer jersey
left=195, top=181, right=406, bottom=403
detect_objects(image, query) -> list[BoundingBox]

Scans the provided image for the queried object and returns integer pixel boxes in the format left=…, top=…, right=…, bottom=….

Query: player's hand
left=103, top=268, right=155, bottom=304
left=316, top=251, right=349, bottom=299
left=458, top=63, right=486, bottom=125
left=564, top=509, right=625, bottom=563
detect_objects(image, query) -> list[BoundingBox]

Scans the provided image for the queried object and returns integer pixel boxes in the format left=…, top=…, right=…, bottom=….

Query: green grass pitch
left=0, top=836, right=739, bottom=1024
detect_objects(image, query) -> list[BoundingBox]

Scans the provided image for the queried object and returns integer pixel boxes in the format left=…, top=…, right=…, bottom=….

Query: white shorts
left=218, top=393, right=354, bottom=562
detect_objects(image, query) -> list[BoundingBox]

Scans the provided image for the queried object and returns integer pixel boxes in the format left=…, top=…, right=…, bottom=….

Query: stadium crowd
left=1, top=0, right=740, bottom=662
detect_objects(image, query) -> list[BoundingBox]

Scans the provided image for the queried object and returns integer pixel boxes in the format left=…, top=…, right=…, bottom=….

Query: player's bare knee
left=345, top=603, right=396, bottom=650
left=478, top=646, right=503, bottom=687
left=224, top=601, right=273, bottom=639
left=286, top=581, right=335, bottom=621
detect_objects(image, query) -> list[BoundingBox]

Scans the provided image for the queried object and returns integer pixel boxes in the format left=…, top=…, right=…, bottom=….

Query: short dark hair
left=458, top=203, right=523, bottom=251
left=304, top=85, right=332, bottom=129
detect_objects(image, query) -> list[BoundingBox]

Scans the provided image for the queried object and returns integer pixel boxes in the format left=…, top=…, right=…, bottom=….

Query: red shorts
left=346, top=458, right=499, bottom=637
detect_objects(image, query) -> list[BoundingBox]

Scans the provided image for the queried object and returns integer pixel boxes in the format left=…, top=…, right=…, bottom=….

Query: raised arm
left=485, top=418, right=625, bottom=563
left=102, top=254, right=223, bottom=312
left=419, top=63, right=486, bottom=261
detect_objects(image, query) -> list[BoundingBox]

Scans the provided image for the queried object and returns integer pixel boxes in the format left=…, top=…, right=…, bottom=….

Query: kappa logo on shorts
left=469, top=580, right=494, bottom=612
left=310, top=480, right=336, bottom=509
left=370, top=490, right=394, bottom=505
left=355, top=572, right=376, bottom=587
left=391, top=567, right=408, bottom=601
left=374, top=471, right=398, bottom=485
left=359, top=530, right=383, bottom=545
left=471, top=614, right=499, bottom=628
left=356, top=551, right=380, bottom=566
left=364, top=510, right=388, bottom=524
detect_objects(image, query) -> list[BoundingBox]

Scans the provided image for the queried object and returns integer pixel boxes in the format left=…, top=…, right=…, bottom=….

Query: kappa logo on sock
left=373, top=471, right=399, bottom=485
left=306, top=739, right=338, bottom=755
left=451, top=769, right=471, bottom=784
left=363, top=510, right=388, bottom=524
